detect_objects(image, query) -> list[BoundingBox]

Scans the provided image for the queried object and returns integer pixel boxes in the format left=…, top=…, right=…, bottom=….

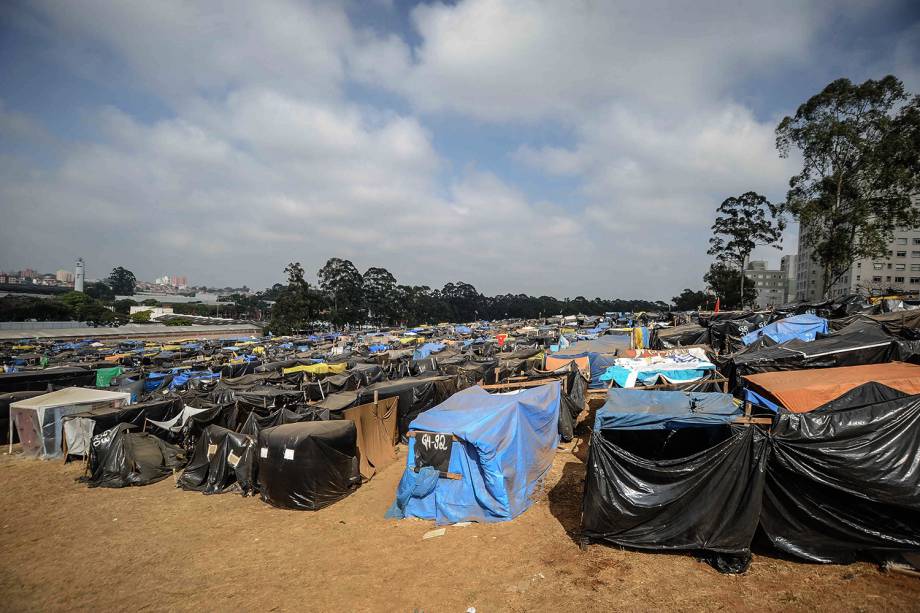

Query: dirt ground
left=1, top=437, right=918, bottom=613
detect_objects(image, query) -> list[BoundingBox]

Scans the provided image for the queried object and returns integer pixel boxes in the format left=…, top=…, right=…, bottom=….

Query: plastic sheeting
left=257, top=421, right=360, bottom=510
left=761, top=384, right=920, bottom=563
left=594, top=389, right=741, bottom=430
left=178, top=425, right=256, bottom=495
left=343, top=396, right=398, bottom=480
left=95, top=366, right=123, bottom=388
left=741, top=314, right=829, bottom=346
left=581, top=425, right=767, bottom=572
left=386, top=383, right=560, bottom=524
left=356, top=375, right=457, bottom=442
left=82, top=423, right=186, bottom=488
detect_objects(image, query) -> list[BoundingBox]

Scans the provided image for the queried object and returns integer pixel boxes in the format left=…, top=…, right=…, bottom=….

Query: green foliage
left=776, top=75, right=920, bottom=295
left=130, top=310, right=151, bottom=323
left=84, top=281, right=115, bottom=301
left=268, top=262, right=329, bottom=335
left=317, top=258, right=364, bottom=325
left=107, top=266, right=137, bottom=295
left=164, top=318, right=192, bottom=326
left=362, top=267, right=398, bottom=324
left=704, top=263, right=757, bottom=310
left=671, top=289, right=712, bottom=311
left=113, top=299, right=138, bottom=314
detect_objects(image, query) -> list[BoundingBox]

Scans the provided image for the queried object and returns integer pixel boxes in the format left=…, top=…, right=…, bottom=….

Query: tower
left=74, top=257, right=85, bottom=292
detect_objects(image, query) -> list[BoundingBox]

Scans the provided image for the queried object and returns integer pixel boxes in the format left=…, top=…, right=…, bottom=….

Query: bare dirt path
left=1, top=443, right=918, bottom=612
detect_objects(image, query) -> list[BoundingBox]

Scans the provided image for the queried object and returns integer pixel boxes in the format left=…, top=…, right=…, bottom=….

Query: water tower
left=74, top=257, right=85, bottom=292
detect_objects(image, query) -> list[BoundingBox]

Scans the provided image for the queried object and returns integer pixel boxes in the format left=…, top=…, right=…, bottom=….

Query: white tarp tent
left=9, top=387, right=131, bottom=459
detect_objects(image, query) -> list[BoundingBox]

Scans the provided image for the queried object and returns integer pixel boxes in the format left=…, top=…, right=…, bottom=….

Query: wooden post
left=744, top=401, right=752, bottom=417
left=373, top=390, right=379, bottom=407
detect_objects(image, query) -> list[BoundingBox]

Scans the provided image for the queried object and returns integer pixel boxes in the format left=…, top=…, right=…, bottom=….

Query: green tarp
left=96, top=367, right=123, bottom=388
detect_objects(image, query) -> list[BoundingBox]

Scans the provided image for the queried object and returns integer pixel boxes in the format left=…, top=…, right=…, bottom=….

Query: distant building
left=796, top=196, right=920, bottom=300
left=780, top=255, right=797, bottom=304
left=20, top=268, right=37, bottom=279
left=129, top=305, right=175, bottom=319
left=744, top=260, right=786, bottom=309
left=75, top=258, right=85, bottom=293
left=56, top=270, right=75, bottom=284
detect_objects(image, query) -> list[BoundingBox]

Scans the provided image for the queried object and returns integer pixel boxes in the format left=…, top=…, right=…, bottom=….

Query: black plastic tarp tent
left=761, top=382, right=920, bottom=563
left=580, top=389, right=763, bottom=572
left=257, top=421, right=360, bottom=510
left=178, top=425, right=256, bottom=495
left=82, top=423, right=186, bottom=488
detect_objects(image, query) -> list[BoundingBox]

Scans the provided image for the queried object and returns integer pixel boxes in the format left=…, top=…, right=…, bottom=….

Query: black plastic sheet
left=82, top=423, right=186, bottom=488
left=761, top=385, right=920, bottom=563
left=581, top=425, right=768, bottom=572
left=257, top=421, right=360, bottom=510
left=178, top=425, right=256, bottom=495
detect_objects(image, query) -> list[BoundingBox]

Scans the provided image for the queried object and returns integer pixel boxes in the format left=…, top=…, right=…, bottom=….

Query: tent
left=598, top=348, right=715, bottom=388
left=743, top=362, right=920, bottom=413
left=343, top=396, right=399, bottom=480
left=762, top=383, right=920, bottom=563
left=741, top=314, right=828, bottom=346
left=178, top=425, right=256, bottom=495
left=356, top=375, right=457, bottom=442
left=82, top=423, right=186, bottom=488
left=9, top=387, right=131, bottom=459
left=0, top=366, right=95, bottom=393
left=580, top=388, right=762, bottom=573
left=386, top=382, right=560, bottom=525
left=62, top=397, right=182, bottom=457
left=257, top=421, right=360, bottom=510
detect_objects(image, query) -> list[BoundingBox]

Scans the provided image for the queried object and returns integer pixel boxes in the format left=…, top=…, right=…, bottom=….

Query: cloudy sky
left=1, top=1, right=918, bottom=299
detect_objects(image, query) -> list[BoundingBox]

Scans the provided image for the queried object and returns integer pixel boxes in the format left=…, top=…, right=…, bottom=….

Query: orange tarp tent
left=743, top=362, right=920, bottom=413
left=545, top=355, right=590, bottom=378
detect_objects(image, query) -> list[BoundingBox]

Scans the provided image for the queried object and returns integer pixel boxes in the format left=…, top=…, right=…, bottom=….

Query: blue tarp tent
left=596, top=388, right=741, bottom=430
left=386, top=383, right=561, bottom=524
left=413, top=342, right=445, bottom=361
left=741, top=314, right=828, bottom=346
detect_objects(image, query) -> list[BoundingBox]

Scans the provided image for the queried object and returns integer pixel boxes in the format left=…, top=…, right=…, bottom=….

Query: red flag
left=496, top=333, right=507, bottom=347
left=714, top=297, right=720, bottom=313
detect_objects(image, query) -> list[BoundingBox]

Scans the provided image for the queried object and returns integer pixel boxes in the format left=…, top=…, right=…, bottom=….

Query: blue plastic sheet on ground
left=741, top=314, right=828, bottom=346
left=389, top=383, right=561, bottom=524
left=595, top=388, right=740, bottom=430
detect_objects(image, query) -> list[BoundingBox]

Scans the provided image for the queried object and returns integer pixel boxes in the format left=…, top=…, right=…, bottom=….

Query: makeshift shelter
left=178, top=425, right=256, bottom=495
left=62, top=397, right=182, bottom=457
left=580, top=389, right=763, bottom=573
left=386, top=383, right=560, bottom=525
left=0, top=366, right=95, bottom=393
left=741, top=314, right=828, bottom=346
left=762, top=383, right=920, bottom=563
left=743, top=362, right=920, bottom=413
left=598, top=348, right=715, bottom=388
left=356, top=375, right=457, bottom=442
left=257, top=421, right=360, bottom=510
left=82, top=423, right=185, bottom=488
left=343, top=396, right=398, bottom=480
left=9, top=387, right=131, bottom=459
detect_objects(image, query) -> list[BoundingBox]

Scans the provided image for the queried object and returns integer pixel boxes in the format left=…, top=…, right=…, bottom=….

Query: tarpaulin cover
left=762, top=385, right=920, bottom=563
left=257, top=421, right=360, bottom=510
left=282, top=362, right=348, bottom=376
left=564, top=335, right=631, bottom=355
left=178, top=425, right=256, bottom=495
left=741, top=314, right=829, bottom=346
left=545, top=355, right=590, bottom=378
left=95, top=366, right=123, bottom=388
left=0, top=367, right=95, bottom=393
left=63, top=398, right=182, bottom=457
left=581, top=424, right=767, bottom=572
left=595, top=388, right=741, bottom=430
left=343, top=396, right=398, bottom=480
left=651, top=324, right=710, bottom=350
left=413, top=342, right=446, bottom=361
left=10, top=387, right=131, bottom=459
left=356, top=375, right=457, bottom=442
left=386, top=383, right=560, bottom=524
left=707, top=313, right=770, bottom=354
left=743, top=362, right=920, bottom=413
left=82, top=423, right=186, bottom=488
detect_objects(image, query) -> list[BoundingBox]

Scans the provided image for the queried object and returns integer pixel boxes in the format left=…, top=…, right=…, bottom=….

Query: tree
left=268, top=262, right=327, bottom=335
left=130, top=310, right=151, bottom=323
left=704, top=263, right=757, bottom=310
left=671, top=289, right=711, bottom=312
left=776, top=75, right=920, bottom=296
left=107, top=267, right=137, bottom=295
left=84, top=281, right=115, bottom=302
left=707, top=192, right=785, bottom=308
left=362, top=267, right=398, bottom=324
left=113, top=299, right=137, bottom=315
left=317, top=258, right=364, bottom=325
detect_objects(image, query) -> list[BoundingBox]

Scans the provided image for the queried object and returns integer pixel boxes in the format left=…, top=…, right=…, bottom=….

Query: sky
left=1, top=0, right=918, bottom=299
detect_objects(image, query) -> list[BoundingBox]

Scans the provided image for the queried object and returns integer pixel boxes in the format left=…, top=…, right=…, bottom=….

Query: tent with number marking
left=385, top=382, right=560, bottom=524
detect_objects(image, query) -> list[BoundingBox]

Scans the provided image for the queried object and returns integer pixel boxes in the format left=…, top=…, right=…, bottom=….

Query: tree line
left=266, top=258, right=669, bottom=334
left=675, top=74, right=920, bottom=310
